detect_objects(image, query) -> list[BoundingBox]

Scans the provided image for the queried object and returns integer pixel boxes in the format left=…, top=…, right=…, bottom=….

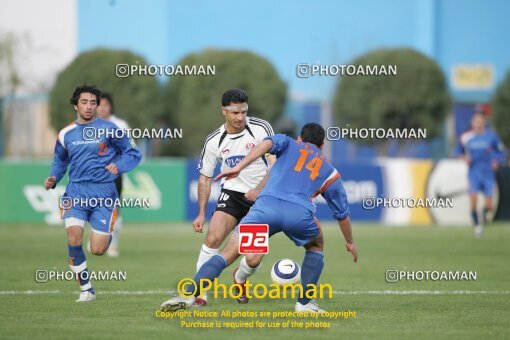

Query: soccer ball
left=271, top=259, right=301, bottom=285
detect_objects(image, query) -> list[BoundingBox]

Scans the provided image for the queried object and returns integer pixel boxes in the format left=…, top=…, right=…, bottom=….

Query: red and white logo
left=222, top=148, right=230, bottom=154
left=238, top=224, right=269, bottom=254
left=245, top=143, right=255, bottom=150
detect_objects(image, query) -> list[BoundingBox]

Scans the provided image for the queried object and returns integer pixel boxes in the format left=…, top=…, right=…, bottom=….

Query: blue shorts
left=237, top=195, right=321, bottom=246
left=61, top=182, right=118, bottom=235
left=468, top=170, right=495, bottom=197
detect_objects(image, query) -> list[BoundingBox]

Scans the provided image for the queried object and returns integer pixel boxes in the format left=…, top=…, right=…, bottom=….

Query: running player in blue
left=455, top=112, right=505, bottom=238
left=161, top=123, right=358, bottom=312
left=44, top=85, right=142, bottom=302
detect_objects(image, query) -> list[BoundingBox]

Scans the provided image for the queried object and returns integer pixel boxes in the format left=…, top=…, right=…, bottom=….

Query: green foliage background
left=491, top=70, right=510, bottom=147
left=333, top=48, right=451, bottom=145
left=49, top=49, right=162, bottom=131
left=162, top=49, right=286, bottom=156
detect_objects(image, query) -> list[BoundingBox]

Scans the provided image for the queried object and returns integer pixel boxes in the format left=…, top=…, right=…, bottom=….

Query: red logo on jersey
left=98, top=142, right=109, bottom=156
left=238, top=224, right=269, bottom=254
left=222, top=148, right=230, bottom=154
left=246, top=143, right=255, bottom=150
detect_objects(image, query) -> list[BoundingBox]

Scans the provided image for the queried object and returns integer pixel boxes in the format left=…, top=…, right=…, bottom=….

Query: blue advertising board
left=313, top=163, right=384, bottom=221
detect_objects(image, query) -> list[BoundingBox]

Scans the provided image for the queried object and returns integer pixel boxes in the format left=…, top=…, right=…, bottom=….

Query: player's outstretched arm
left=245, top=171, right=268, bottom=201
left=321, top=175, right=358, bottom=262
left=44, top=176, right=57, bottom=190
left=214, top=139, right=274, bottom=182
left=491, top=133, right=506, bottom=170
left=193, top=174, right=212, bottom=233
left=338, top=216, right=358, bottom=263
left=45, top=139, right=69, bottom=190
left=454, top=138, right=471, bottom=165
left=245, top=154, right=276, bottom=201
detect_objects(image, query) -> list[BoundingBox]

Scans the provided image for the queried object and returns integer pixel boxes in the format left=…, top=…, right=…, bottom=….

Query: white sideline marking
left=333, top=290, right=510, bottom=295
left=1, top=290, right=509, bottom=295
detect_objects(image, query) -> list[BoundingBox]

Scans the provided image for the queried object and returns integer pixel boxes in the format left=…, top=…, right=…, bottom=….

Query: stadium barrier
left=0, top=159, right=186, bottom=224
left=186, top=159, right=505, bottom=226
left=0, top=160, right=506, bottom=225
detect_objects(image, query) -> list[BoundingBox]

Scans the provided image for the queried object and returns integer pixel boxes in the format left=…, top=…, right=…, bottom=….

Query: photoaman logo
left=177, top=278, right=333, bottom=300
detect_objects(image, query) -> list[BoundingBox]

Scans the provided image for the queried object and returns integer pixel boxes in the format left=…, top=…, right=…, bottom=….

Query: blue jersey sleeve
left=264, top=134, right=291, bottom=157
left=321, top=178, right=350, bottom=220
left=49, top=139, right=69, bottom=185
left=110, top=135, right=142, bottom=174
left=491, top=132, right=505, bottom=164
left=454, top=141, right=465, bottom=157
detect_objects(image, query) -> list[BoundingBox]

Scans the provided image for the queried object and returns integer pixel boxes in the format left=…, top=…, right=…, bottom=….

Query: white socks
left=235, top=256, right=260, bottom=283
left=196, top=244, right=219, bottom=272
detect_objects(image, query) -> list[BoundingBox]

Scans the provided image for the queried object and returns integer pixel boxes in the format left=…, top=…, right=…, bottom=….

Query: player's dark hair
left=221, top=88, right=248, bottom=106
left=70, top=84, right=102, bottom=106
left=100, top=92, right=115, bottom=113
left=300, top=123, right=325, bottom=147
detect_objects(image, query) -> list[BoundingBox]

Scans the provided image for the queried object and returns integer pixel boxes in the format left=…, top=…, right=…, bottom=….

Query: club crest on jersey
left=245, top=143, right=255, bottom=150
left=225, top=155, right=245, bottom=168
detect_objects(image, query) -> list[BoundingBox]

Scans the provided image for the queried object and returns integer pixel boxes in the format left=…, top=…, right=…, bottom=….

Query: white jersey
left=198, top=117, right=274, bottom=193
left=108, top=114, right=130, bottom=130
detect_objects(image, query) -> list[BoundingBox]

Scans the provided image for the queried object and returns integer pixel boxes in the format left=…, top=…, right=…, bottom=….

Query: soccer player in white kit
left=96, top=92, right=130, bottom=257
left=192, top=88, right=274, bottom=306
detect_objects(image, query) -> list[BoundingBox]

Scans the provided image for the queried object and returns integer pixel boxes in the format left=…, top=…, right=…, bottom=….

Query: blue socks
left=298, top=250, right=324, bottom=305
left=187, top=254, right=227, bottom=296
left=68, top=245, right=94, bottom=294
left=471, top=210, right=479, bottom=225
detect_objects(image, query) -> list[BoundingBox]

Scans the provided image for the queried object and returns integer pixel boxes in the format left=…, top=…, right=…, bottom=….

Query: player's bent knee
left=304, top=235, right=324, bottom=252
left=66, top=228, right=83, bottom=245
left=90, top=247, right=107, bottom=256
left=204, top=239, right=221, bottom=249
left=246, top=255, right=262, bottom=268
left=306, top=245, right=323, bottom=253
left=204, top=233, right=223, bottom=249
left=89, top=231, right=111, bottom=255
left=90, top=242, right=108, bottom=255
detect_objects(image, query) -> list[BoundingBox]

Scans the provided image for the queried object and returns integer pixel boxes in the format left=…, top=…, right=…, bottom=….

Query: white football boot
left=76, top=291, right=96, bottom=302
left=160, top=295, right=195, bottom=312
left=295, top=299, right=326, bottom=313
left=474, top=224, right=483, bottom=238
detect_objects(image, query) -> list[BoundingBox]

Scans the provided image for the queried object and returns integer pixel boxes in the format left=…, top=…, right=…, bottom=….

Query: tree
left=162, top=49, right=286, bottom=156
left=49, top=48, right=161, bottom=131
left=491, top=70, right=510, bottom=147
left=0, top=32, right=22, bottom=98
left=0, top=32, right=24, bottom=157
left=333, top=48, right=451, bottom=147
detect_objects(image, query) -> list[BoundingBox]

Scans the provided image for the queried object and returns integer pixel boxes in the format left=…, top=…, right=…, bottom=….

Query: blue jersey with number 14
left=258, top=134, right=349, bottom=220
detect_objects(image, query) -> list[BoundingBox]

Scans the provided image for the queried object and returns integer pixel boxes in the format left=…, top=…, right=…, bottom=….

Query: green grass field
left=1, top=222, right=509, bottom=339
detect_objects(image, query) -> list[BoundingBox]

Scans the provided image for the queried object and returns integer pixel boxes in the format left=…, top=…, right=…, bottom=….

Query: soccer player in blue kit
left=44, top=85, right=142, bottom=302
left=456, top=112, right=505, bottom=238
left=161, top=123, right=358, bottom=312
